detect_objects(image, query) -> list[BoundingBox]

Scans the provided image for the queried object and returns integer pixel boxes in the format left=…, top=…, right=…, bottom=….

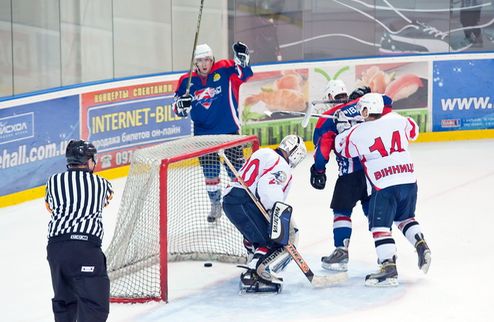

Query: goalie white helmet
left=278, top=135, right=307, bottom=168
left=357, top=93, right=385, bottom=117
left=194, top=44, right=214, bottom=61
left=324, top=79, right=348, bottom=99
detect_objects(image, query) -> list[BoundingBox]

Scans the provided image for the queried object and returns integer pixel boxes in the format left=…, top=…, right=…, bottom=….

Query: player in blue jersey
left=310, top=81, right=389, bottom=271
left=173, top=42, right=253, bottom=223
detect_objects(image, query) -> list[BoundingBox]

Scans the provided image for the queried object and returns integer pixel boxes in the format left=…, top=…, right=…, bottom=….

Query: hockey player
left=310, top=81, right=374, bottom=271
left=173, top=42, right=253, bottom=223
left=318, top=79, right=371, bottom=110
left=334, top=93, right=432, bottom=287
left=222, top=135, right=307, bottom=293
left=324, top=79, right=348, bottom=101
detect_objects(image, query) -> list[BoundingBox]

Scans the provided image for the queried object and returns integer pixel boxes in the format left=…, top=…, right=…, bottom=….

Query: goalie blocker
left=269, top=202, right=292, bottom=246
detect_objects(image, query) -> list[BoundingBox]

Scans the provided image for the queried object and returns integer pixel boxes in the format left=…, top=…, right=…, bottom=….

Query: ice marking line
left=422, top=171, right=494, bottom=202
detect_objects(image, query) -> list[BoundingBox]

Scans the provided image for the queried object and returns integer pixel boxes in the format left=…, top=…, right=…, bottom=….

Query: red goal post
left=106, top=135, right=259, bottom=303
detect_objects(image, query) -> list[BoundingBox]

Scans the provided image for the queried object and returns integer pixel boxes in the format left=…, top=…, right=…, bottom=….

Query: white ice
left=1, top=139, right=494, bottom=322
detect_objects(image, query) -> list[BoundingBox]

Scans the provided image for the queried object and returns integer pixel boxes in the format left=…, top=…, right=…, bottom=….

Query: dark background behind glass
left=232, top=0, right=494, bottom=64
left=1, top=0, right=493, bottom=97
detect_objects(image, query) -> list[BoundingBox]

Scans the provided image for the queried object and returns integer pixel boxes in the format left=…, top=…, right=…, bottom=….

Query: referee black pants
left=47, top=239, right=110, bottom=322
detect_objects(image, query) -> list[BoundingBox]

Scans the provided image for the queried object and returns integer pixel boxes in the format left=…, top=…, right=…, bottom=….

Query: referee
left=45, top=140, right=113, bottom=322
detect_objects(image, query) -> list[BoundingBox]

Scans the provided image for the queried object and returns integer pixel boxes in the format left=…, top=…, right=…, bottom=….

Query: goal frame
left=110, top=135, right=259, bottom=303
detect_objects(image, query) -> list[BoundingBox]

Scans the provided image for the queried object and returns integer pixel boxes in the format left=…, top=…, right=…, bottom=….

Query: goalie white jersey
left=226, top=148, right=293, bottom=210
left=335, top=112, right=419, bottom=190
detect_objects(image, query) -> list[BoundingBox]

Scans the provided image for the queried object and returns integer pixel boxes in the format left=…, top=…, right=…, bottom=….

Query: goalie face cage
left=106, top=135, right=259, bottom=303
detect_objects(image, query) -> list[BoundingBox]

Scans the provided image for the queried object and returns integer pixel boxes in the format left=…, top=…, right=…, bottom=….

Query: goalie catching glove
left=174, top=94, right=192, bottom=117
left=232, top=41, right=250, bottom=68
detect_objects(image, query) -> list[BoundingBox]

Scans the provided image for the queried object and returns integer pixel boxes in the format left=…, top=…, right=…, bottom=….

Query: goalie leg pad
left=254, top=247, right=289, bottom=287
left=269, top=202, right=292, bottom=246
left=260, top=247, right=292, bottom=274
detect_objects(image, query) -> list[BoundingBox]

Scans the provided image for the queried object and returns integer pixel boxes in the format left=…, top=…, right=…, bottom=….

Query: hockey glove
left=232, top=41, right=250, bottom=68
left=335, top=110, right=351, bottom=134
left=349, top=86, right=371, bottom=100
left=310, top=164, right=326, bottom=190
left=174, top=94, right=192, bottom=117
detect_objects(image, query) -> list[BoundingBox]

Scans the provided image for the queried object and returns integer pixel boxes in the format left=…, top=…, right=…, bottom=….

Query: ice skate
left=365, top=257, right=398, bottom=287
left=415, top=233, right=431, bottom=273
left=321, top=247, right=349, bottom=271
left=239, top=268, right=282, bottom=294
left=207, top=202, right=222, bottom=223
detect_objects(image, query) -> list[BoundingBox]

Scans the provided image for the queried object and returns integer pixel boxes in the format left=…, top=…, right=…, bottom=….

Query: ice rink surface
left=1, top=139, right=493, bottom=322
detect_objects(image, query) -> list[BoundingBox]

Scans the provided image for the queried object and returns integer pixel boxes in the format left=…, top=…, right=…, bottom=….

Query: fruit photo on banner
left=239, top=68, right=311, bottom=145
left=355, top=62, right=430, bottom=132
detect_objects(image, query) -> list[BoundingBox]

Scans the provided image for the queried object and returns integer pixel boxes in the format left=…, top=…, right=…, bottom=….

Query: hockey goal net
left=105, top=135, right=259, bottom=303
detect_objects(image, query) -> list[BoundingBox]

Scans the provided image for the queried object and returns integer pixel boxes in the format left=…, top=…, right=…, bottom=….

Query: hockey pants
left=47, top=239, right=110, bottom=322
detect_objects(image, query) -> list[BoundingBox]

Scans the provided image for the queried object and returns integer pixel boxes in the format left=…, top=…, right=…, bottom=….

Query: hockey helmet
left=357, top=93, right=385, bottom=117
left=278, top=135, right=307, bottom=168
left=194, top=44, right=214, bottom=61
left=324, top=79, right=348, bottom=99
left=66, top=140, right=97, bottom=165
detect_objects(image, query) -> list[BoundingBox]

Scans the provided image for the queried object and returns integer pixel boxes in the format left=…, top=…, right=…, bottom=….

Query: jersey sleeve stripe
left=407, top=117, right=418, bottom=141
left=228, top=78, right=241, bottom=130
left=344, top=127, right=359, bottom=158
left=282, top=175, right=293, bottom=192
left=260, top=156, right=280, bottom=177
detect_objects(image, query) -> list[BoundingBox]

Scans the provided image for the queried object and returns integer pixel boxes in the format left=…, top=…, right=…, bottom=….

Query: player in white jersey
left=223, top=135, right=307, bottom=293
left=334, top=93, right=431, bottom=287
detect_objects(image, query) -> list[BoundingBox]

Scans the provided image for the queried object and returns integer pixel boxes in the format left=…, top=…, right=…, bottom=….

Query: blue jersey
left=313, top=95, right=393, bottom=176
left=312, top=99, right=364, bottom=176
left=175, top=59, right=253, bottom=135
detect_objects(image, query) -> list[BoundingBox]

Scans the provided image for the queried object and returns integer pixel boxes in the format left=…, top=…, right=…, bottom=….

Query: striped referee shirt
left=45, top=168, right=113, bottom=240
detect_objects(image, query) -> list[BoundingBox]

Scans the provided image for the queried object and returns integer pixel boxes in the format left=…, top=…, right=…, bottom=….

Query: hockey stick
left=219, top=152, right=348, bottom=288
left=301, top=102, right=315, bottom=128
left=264, top=110, right=361, bottom=121
left=301, top=99, right=349, bottom=127
left=185, top=0, right=205, bottom=95
left=311, top=99, right=349, bottom=105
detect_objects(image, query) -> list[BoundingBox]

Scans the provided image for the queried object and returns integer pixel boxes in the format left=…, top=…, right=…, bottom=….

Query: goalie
left=222, top=135, right=307, bottom=293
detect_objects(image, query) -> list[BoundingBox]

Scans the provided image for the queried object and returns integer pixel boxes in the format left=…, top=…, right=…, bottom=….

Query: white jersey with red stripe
left=227, top=148, right=292, bottom=210
left=335, top=112, right=419, bottom=190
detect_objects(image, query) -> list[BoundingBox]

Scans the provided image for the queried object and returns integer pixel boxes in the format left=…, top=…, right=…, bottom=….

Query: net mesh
left=105, top=135, right=258, bottom=302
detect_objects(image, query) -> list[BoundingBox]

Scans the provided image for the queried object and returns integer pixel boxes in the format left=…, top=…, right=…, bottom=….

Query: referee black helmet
left=66, top=140, right=97, bottom=166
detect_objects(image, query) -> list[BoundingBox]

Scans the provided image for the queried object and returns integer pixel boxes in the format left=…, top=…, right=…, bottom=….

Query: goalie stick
left=185, top=0, right=205, bottom=95
left=219, top=151, right=348, bottom=288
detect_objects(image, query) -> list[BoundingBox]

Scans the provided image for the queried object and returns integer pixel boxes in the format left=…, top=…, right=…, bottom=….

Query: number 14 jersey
left=335, top=112, right=419, bottom=190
